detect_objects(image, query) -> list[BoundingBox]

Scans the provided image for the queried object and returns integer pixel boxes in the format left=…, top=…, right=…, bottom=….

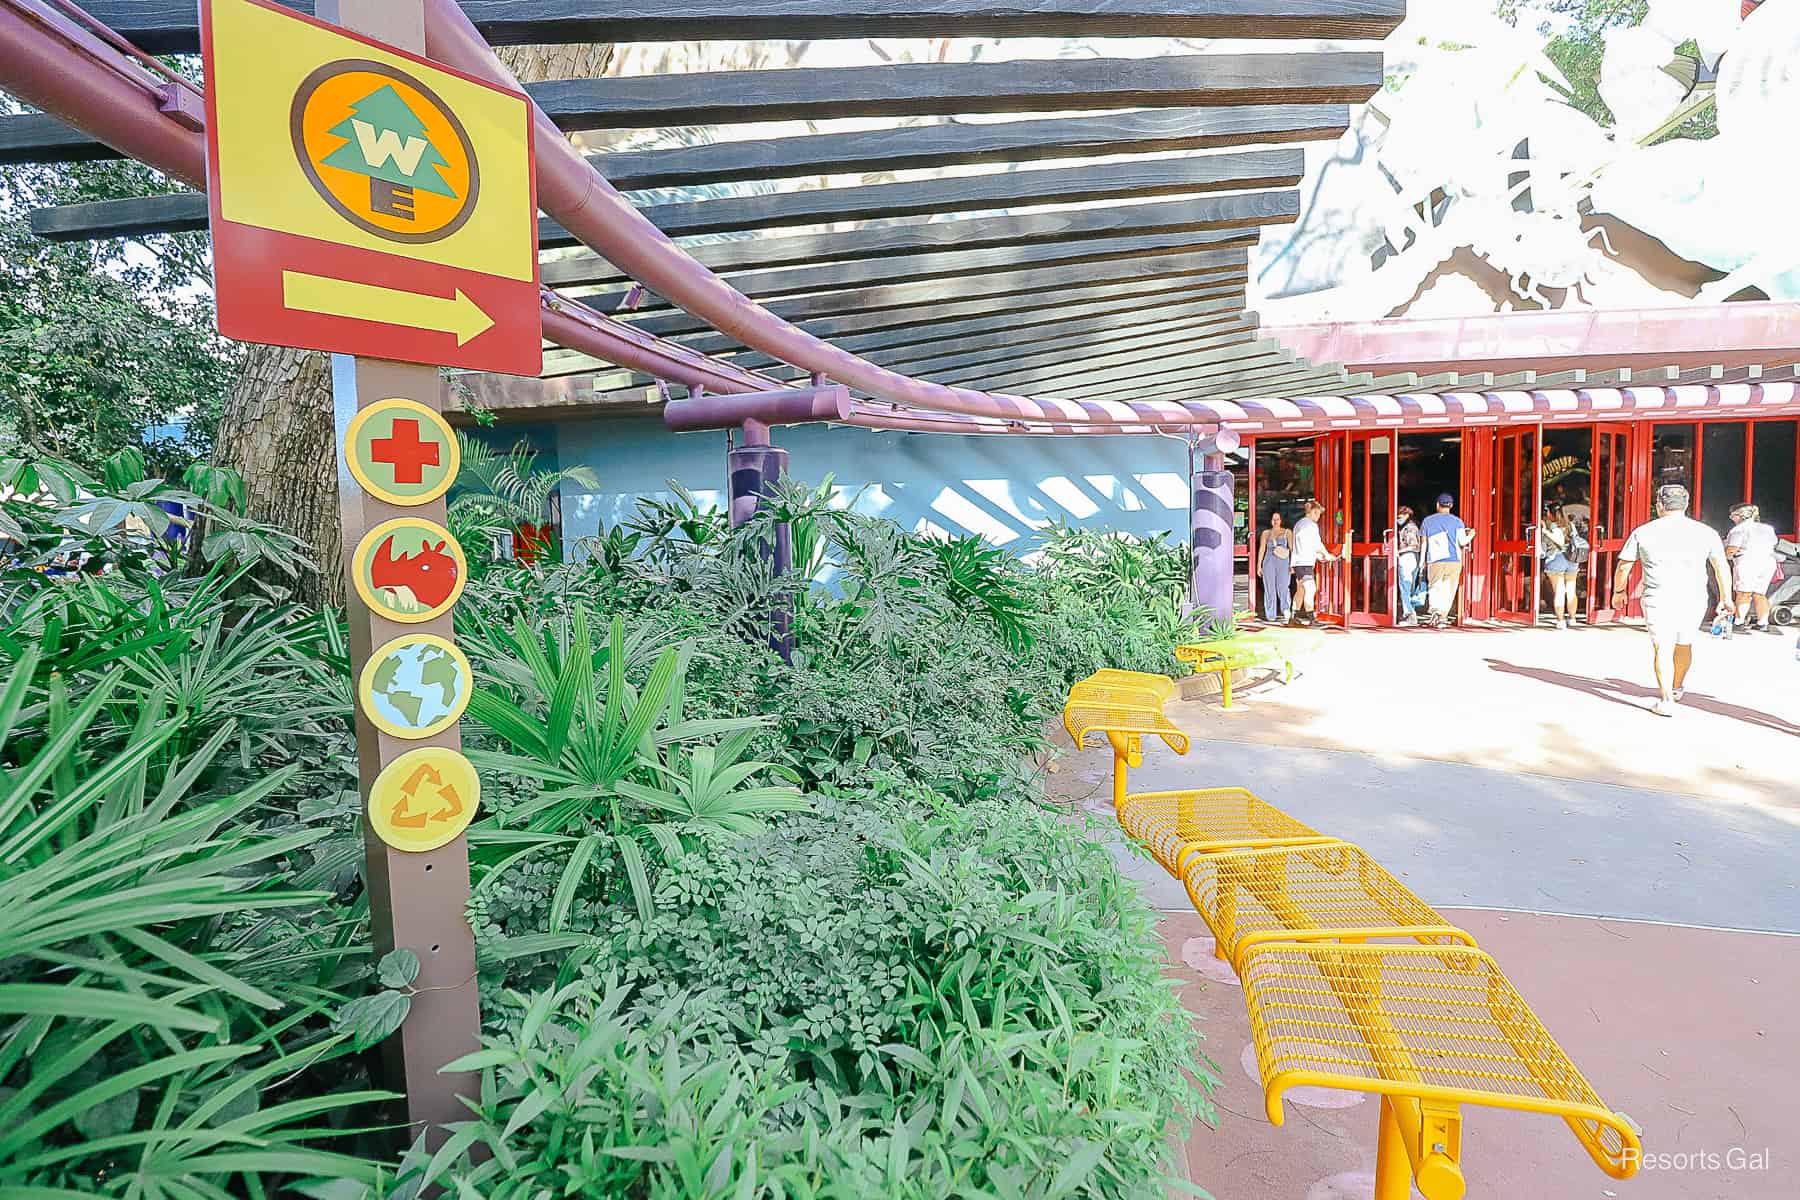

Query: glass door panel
left=1588, top=423, right=1632, bottom=621
left=1344, top=432, right=1396, bottom=626
left=1491, top=425, right=1541, bottom=622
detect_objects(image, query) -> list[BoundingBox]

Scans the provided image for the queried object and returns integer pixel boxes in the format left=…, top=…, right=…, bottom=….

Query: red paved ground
left=1164, top=908, right=1799, bottom=1200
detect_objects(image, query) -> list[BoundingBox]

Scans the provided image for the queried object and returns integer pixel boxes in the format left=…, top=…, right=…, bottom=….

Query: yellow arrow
left=281, top=270, right=495, bottom=346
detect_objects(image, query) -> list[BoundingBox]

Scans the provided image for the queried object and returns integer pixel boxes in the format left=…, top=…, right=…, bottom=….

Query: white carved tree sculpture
left=1255, top=0, right=1799, bottom=321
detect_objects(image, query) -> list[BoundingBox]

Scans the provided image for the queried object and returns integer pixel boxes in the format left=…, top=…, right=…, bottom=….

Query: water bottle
left=1709, top=614, right=1730, bottom=640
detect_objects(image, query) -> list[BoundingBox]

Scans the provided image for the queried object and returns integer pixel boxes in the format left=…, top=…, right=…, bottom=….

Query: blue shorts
left=1544, top=554, right=1576, bottom=575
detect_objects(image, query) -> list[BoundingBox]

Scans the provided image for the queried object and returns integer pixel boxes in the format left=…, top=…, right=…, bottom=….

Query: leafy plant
left=0, top=646, right=388, bottom=1195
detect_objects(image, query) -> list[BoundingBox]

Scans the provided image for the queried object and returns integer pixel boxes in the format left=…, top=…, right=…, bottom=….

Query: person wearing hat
left=1611, top=484, right=1734, bottom=717
left=1724, top=502, right=1780, bottom=632
left=1418, top=493, right=1474, bottom=627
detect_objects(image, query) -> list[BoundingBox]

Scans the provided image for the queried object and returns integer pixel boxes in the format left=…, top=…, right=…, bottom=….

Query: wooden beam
left=1091, top=363, right=1344, bottom=404
left=575, top=104, right=1350, bottom=192
left=1532, top=369, right=1590, bottom=388
left=874, top=313, right=1260, bottom=380
left=541, top=190, right=1299, bottom=286
left=75, top=1, right=1408, bottom=54
left=1193, top=368, right=1352, bottom=401
left=1488, top=371, right=1538, bottom=388
left=577, top=226, right=1259, bottom=314
left=571, top=150, right=1304, bottom=243
left=7, top=51, right=1380, bottom=163
left=613, top=249, right=1248, bottom=339
left=541, top=280, right=1246, bottom=376
left=1048, top=352, right=1299, bottom=402
left=531, top=53, right=1384, bottom=132
left=948, top=337, right=1280, bottom=394
left=734, top=296, right=1255, bottom=375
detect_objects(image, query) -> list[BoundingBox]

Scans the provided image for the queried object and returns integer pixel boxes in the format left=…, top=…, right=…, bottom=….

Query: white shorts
left=1733, top=560, right=1777, bottom=594
left=1642, top=602, right=1704, bottom=646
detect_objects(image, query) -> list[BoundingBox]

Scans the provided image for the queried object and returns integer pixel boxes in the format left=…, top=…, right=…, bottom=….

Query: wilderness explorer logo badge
left=291, top=60, right=480, bottom=244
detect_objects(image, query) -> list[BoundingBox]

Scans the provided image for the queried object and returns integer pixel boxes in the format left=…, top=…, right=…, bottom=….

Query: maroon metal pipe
left=541, top=302, right=780, bottom=396
left=419, top=0, right=1204, bottom=429
left=663, top=385, right=852, bottom=433
left=0, top=0, right=205, bottom=186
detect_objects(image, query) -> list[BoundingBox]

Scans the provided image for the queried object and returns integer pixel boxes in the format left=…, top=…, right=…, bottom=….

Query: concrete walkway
left=1046, top=621, right=1799, bottom=1199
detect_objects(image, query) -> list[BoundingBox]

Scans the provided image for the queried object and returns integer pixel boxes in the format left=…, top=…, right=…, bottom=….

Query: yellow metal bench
left=1180, top=841, right=1477, bottom=972
left=1079, top=668, right=1178, bottom=704
left=1175, top=637, right=1296, bottom=710
left=1061, top=673, right=1189, bottom=806
left=1115, top=787, right=1333, bottom=874
left=1116, top=783, right=1642, bottom=1196
left=1241, top=941, right=1642, bottom=1198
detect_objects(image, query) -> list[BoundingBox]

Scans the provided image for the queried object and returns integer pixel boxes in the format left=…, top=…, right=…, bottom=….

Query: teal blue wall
left=552, top=415, right=1191, bottom=553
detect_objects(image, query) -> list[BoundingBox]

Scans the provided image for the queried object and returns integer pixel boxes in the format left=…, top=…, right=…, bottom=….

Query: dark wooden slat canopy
left=707, top=285, right=1252, bottom=362
left=7, top=1, right=1410, bottom=423
left=613, top=248, right=1248, bottom=339
left=543, top=284, right=1249, bottom=377
left=939, top=326, right=1273, bottom=391
left=868, top=314, right=1262, bottom=378
left=576, top=226, right=1260, bottom=315
left=73, top=0, right=1408, bottom=54
left=540, top=190, right=1302, bottom=288
left=574, top=150, right=1304, bottom=242
left=531, top=53, right=1384, bottom=131
left=10, top=52, right=1379, bottom=162
left=727, top=298, right=1257, bottom=374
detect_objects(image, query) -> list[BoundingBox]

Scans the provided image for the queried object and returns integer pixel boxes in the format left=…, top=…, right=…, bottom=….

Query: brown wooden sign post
left=200, top=0, right=541, bottom=1136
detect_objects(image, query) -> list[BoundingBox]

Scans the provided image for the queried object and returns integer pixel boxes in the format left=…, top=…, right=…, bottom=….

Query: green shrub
left=449, top=777, right=1213, bottom=1199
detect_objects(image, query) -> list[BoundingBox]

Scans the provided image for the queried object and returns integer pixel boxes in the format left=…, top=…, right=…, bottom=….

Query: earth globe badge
left=358, top=633, right=472, bottom=739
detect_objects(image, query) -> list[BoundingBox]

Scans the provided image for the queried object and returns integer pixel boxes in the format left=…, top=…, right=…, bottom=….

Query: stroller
left=1771, top=540, right=1800, bottom=626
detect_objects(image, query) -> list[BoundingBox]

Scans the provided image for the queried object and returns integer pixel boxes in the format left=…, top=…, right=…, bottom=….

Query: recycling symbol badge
left=369, top=746, right=480, bottom=853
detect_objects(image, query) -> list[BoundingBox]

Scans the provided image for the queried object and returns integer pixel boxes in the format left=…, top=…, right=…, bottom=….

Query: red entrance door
left=1343, top=432, right=1397, bottom=626
left=1587, top=423, right=1634, bottom=620
left=1491, top=425, right=1542, bottom=623
left=1312, top=433, right=1347, bottom=623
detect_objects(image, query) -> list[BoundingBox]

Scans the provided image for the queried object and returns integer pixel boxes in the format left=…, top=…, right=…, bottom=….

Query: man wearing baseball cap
left=1611, top=484, right=1734, bottom=716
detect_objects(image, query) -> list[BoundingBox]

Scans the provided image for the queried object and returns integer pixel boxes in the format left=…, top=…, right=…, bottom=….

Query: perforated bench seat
left=1079, top=668, right=1177, bottom=704
left=1240, top=941, right=1641, bottom=1184
left=1180, top=841, right=1477, bottom=971
left=1060, top=689, right=1189, bottom=752
left=1115, top=787, right=1331, bottom=874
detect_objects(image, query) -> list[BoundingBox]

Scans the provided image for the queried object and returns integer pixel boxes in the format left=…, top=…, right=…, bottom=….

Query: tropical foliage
left=0, top=469, right=1216, bottom=1198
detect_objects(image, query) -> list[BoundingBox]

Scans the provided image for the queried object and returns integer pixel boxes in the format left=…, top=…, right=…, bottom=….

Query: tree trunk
left=210, top=344, right=340, bottom=606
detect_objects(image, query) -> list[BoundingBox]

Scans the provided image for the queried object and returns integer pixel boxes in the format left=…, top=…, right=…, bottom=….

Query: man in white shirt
left=1611, top=485, right=1733, bottom=717
left=1288, top=499, right=1342, bottom=626
left=1724, top=503, right=1781, bottom=632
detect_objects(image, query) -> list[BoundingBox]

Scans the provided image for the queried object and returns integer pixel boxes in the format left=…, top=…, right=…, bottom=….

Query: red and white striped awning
left=1195, top=382, right=1800, bottom=435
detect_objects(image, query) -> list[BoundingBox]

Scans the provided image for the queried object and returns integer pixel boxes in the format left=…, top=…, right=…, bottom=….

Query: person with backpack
left=1538, top=502, right=1586, bottom=628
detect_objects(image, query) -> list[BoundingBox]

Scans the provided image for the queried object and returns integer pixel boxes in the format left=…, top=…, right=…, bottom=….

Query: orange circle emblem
left=290, top=59, right=479, bottom=244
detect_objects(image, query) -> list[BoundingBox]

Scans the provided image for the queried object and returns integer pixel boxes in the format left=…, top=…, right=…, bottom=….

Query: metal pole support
left=727, top=430, right=794, bottom=660
left=1190, top=428, right=1241, bottom=629
left=1375, top=1095, right=1466, bottom=1200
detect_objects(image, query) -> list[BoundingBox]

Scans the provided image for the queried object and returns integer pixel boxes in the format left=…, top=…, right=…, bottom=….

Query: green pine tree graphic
left=320, top=83, right=457, bottom=200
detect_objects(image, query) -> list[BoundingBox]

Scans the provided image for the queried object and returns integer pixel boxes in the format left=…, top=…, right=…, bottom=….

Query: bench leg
left=1220, top=666, right=1233, bottom=710
left=1375, top=1097, right=1411, bottom=1200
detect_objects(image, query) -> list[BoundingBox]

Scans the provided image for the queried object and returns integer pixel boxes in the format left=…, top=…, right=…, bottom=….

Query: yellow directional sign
left=201, top=0, right=541, bottom=374
left=368, top=745, right=480, bottom=853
